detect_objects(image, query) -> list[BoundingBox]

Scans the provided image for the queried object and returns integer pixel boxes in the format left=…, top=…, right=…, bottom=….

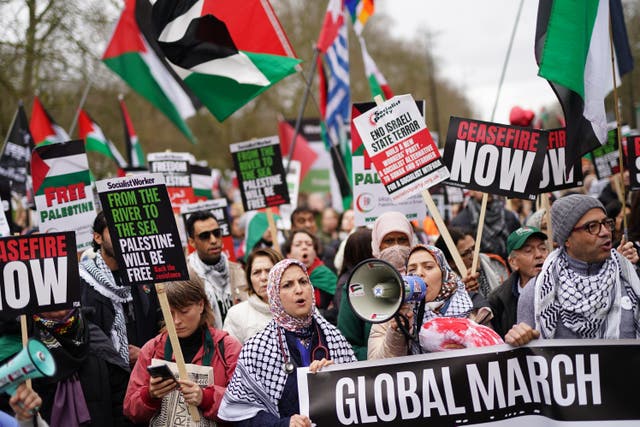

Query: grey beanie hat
left=550, top=194, right=606, bottom=245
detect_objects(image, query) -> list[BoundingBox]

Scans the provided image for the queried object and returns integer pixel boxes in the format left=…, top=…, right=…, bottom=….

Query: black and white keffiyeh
left=218, top=314, right=356, bottom=422
left=188, top=252, right=233, bottom=329
left=535, top=248, right=640, bottom=339
left=79, top=251, right=132, bottom=365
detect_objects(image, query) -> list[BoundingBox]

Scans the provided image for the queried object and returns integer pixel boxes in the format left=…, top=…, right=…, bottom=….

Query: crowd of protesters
left=1, top=165, right=639, bottom=427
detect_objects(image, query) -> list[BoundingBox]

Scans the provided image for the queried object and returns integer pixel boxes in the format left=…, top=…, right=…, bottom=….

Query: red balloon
left=509, top=106, right=535, bottom=127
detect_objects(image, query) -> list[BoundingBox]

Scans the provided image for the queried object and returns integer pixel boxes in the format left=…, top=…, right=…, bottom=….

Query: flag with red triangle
left=30, top=96, right=70, bottom=147
left=77, top=109, right=127, bottom=173
left=278, top=118, right=319, bottom=181
left=119, top=97, right=146, bottom=168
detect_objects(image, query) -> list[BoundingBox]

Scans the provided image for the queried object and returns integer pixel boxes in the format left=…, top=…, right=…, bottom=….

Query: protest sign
left=352, top=95, right=449, bottom=202
left=31, top=140, right=97, bottom=251
left=0, top=231, right=79, bottom=317
left=590, top=129, right=620, bottom=179
left=629, top=134, right=640, bottom=190
left=279, top=160, right=301, bottom=230
left=298, top=340, right=640, bottom=426
left=0, top=197, right=11, bottom=237
left=538, top=128, right=583, bottom=192
left=96, top=174, right=189, bottom=285
left=443, top=117, right=547, bottom=200
left=231, top=136, right=289, bottom=211
left=180, top=198, right=235, bottom=261
left=148, top=152, right=196, bottom=208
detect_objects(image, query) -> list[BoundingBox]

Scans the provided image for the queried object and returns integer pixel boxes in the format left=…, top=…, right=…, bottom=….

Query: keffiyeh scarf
left=188, top=252, right=232, bottom=329
left=218, top=314, right=355, bottom=422
left=535, top=248, right=640, bottom=339
left=79, top=251, right=131, bottom=364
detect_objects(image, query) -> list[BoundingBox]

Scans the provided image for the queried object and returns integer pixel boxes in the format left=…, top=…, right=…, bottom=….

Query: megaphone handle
left=19, top=315, right=32, bottom=390
left=394, top=313, right=416, bottom=342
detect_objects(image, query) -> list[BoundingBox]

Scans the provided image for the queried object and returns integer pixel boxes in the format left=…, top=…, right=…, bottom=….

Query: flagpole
left=68, top=77, right=94, bottom=136
left=470, top=0, right=524, bottom=277
left=286, top=48, right=321, bottom=174
left=608, top=12, right=628, bottom=236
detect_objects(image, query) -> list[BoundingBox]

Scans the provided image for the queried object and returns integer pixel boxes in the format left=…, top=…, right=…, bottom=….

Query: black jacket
left=488, top=272, right=520, bottom=338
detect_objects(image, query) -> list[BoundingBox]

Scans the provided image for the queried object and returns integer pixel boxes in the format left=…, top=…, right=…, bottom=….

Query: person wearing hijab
left=368, top=245, right=474, bottom=358
left=337, top=211, right=415, bottom=360
left=124, top=273, right=241, bottom=425
left=218, top=259, right=356, bottom=426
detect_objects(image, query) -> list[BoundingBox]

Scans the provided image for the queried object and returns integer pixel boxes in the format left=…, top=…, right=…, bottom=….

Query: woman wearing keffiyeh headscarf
left=368, top=245, right=475, bottom=359
left=218, top=259, right=356, bottom=427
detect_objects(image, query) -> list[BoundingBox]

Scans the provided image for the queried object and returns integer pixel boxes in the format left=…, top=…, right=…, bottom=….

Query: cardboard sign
left=352, top=95, right=449, bottom=202
left=629, top=135, right=640, bottom=190
left=231, top=136, right=289, bottom=211
left=31, top=140, right=97, bottom=251
left=0, top=232, right=79, bottom=316
left=539, top=128, right=583, bottom=192
left=180, top=198, right=235, bottom=262
left=279, top=160, right=301, bottom=230
left=591, top=129, right=620, bottom=179
left=298, top=340, right=640, bottom=426
left=148, top=152, right=196, bottom=208
left=96, top=174, right=189, bottom=285
left=443, top=117, right=547, bottom=200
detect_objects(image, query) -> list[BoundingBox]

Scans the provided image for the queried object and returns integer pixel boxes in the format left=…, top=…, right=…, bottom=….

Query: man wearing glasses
left=507, top=194, right=640, bottom=345
left=186, top=211, right=234, bottom=329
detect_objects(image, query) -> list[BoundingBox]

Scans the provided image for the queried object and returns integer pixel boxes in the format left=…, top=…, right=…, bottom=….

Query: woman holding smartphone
left=123, top=272, right=241, bottom=425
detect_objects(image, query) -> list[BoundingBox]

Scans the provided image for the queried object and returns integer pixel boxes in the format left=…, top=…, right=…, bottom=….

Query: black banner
left=96, top=174, right=189, bottom=285
left=298, top=340, right=640, bottom=426
left=443, top=117, right=547, bottom=200
left=231, top=137, right=289, bottom=212
left=0, top=105, right=33, bottom=196
left=628, top=135, right=640, bottom=190
left=0, top=232, right=79, bottom=316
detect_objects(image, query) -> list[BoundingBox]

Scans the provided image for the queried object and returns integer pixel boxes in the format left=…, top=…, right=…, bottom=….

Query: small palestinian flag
left=191, top=164, right=214, bottom=201
left=30, top=96, right=70, bottom=147
left=119, top=96, right=146, bottom=168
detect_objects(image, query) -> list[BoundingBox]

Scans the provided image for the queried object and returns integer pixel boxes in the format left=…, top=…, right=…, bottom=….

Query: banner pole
left=155, top=282, right=200, bottom=422
left=266, top=207, right=281, bottom=255
left=19, top=315, right=32, bottom=389
left=470, top=194, right=488, bottom=276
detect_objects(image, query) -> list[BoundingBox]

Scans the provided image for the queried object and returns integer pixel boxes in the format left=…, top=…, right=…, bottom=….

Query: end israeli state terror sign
left=0, top=232, right=79, bottom=317
left=629, top=135, right=640, bottom=190
left=231, top=136, right=289, bottom=212
left=352, top=94, right=449, bottom=202
left=443, top=117, right=547, bottom=200
left=96, top=174, right=189, bottom=285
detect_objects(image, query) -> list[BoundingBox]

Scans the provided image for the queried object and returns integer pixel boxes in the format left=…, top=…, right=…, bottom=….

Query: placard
left=96, top=174, right=189, bottom=285
left=279, top=160, right=301, bottom=231
left=31, top=140, right=97, bottom=251
left=180, top=198, right=235, bottom=262
left=230, top=136, right=289, bottom=211
left=629, top=134, right=640, bottom=190
left=298, top=340, right=640, bottom=426
left=0, top=232, right=79, bottom=316
left=352, top=95, right=449, bottom=202
left=0, top=196, right=10, bottom=237
left=443, top=117, right=547, bottom=200
left=148, top=152, right=196, bottom=208
left=539, top=128, right=583, bottom=192
left=591, top=129, right=620, bottom=179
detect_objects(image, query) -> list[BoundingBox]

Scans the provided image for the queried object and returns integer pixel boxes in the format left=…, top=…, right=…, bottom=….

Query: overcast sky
left=379, top=0, right=559, bottom=124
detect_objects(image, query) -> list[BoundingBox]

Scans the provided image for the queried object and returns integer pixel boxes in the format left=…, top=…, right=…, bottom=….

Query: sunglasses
left=197, top=228, right=222, bottom=240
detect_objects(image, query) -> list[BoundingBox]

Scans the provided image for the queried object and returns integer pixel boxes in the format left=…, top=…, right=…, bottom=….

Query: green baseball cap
left=507, top=226, right=547, bottom=255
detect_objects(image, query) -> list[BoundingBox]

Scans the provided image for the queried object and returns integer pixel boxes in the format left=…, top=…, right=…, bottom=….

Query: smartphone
left=146, top=364, right=177, bottom=383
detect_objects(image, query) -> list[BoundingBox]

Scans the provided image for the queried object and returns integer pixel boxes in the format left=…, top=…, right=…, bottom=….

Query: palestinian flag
left=102, top=0, right=300, bottom=137
left=119, top=96, right=145, bottom=168
left=30, top=96, right=70, bottom=147
left=191, top=164, right=214, bottom=201
left=31, top=140, right=97, bottom=251
left=535, top=0, right=633, bottom=169
left=77, top=109, right=117, bottom=158
left=359, top=37, right=393, bottom=100
left=0, top=103, right=33, bottom=196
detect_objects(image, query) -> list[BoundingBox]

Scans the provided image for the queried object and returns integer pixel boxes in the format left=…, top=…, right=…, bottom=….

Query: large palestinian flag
left=31, top=140, right=97, bottom=251
left=102, top=0, right=301, bottom=140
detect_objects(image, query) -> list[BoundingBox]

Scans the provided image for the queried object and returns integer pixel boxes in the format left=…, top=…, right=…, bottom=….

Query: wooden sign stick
left=155, top=282, right=200, bottom=422
left=470, top=193, right=488, bottom=276
left=19, top=315, right=32, bottom=389
left=266, top=207, right=281, bottom=254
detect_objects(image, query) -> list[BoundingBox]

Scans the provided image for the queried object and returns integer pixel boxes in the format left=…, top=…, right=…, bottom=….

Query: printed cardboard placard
left=352, top=95, right=449, bottom=202
left=298, top=340, right=640, bottom=426
left=96, top=174, right=189, bottom=285
left=148, top=152, right=196, bottom=208
left=591, top=129, right=620, bottom=180
left=443, top=117, right=548, bottom=200
left=180, top=198, right=235, bottom=262
left=279, top=160, right=301, bottom=230
left=231, top=136, right=290, bottom=211
left=629, top=135, right=640, bottom=190
left=539, top=128, right=583, bottom=192
left=31, top=140, right=97, bottom=251
left=0, top=231, right=79, bottom=316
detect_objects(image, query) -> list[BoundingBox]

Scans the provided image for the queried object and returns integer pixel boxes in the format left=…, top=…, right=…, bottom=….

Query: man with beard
left=186, top=211, right=235, bottom=329
left=488, top=226, right=548, bottom=338
left=80, top=211, right=162, bottom=368
left=508, top=195, right=640, bottom=345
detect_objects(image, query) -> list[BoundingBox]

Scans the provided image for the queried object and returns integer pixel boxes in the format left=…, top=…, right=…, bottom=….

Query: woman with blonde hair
left=124, top=272, right=241, bottom=425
